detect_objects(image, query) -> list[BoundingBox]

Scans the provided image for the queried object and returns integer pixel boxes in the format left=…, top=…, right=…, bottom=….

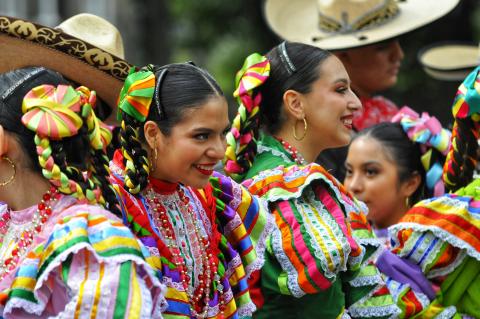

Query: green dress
left=242, top=134, right=399, bottom=319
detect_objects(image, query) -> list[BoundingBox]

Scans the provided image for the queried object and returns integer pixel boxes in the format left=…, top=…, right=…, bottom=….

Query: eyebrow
left=345, top=160, right=381, bottom=167
left=334, top=78, right=349, bottom=85
left=191, top=123, right=231, bottom=133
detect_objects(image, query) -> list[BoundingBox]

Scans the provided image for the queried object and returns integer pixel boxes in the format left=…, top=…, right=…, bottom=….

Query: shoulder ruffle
left=2, top=206, right=166, bottom=318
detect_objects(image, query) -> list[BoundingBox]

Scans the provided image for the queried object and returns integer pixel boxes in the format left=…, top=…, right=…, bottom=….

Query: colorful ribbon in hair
left=21, top=85, right=83, bottom=139
left=391, top=106, right=451, bottom=196
left=117, top=67, right=155, bottom=122
left=451, top=66, right=480, bottom=121
left=224, top=53, right=270, bottom=181
left=76, top=86, right=112, bottom=151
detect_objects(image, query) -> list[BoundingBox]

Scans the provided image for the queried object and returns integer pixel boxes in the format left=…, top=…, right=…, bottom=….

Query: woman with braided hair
left=344, top=107, right=451, bottom=245
left=223, top=41, right=400, bottom=318
left=372, top=68, right=480, bottom=318
left=0, top=67, right=164, bottom=318
left=109, top=62, right=272, bottom=318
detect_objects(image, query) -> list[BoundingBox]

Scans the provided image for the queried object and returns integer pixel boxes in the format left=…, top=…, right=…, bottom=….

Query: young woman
left=223, top=41, right=400, bottom=318
left=344, top=107, right=451, bottom=235
left=0, top=67, right=163, bottom=318
left=110, top=63, right=272, bottom=318
left=376, top=67, right=480, bottom=318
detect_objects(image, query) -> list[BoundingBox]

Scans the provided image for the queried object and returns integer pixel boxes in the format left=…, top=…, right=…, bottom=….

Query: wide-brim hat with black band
left=264, top=0, right=460, bottom=50
left=0, top=13, right=133, bottom=123
left=418, top=42, right=479, bottom=81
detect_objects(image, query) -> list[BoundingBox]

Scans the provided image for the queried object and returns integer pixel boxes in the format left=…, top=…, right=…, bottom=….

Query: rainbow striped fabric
left=0, top=196, right=165, bottom=318
left=241, top=134, right=399, bottom=318
left=110, top=153, right=272, bottom=319
left=386, top=178, right=480, bottom=318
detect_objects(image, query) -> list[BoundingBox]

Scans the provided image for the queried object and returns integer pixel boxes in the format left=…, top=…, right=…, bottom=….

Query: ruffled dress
left=242, top=134, right=400, bottom=319
left=0, top=195, right=165, bottom=318
left=378, top=178, right=480, bottom=318
left=110, top=152, right=273, bottom=319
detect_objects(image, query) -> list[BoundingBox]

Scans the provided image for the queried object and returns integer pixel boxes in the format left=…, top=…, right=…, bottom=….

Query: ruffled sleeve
left=1, top=204, right=166, bottom=318
left=243, top=163, right=400, bottom=318
left=382, top=190, right=480, bottom=318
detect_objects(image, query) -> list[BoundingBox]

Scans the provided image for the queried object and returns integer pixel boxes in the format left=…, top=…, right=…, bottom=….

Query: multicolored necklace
left=274, top=136, right=307, bottom=165
left=145, top=185, right=225, bottom=319
left=0, top=186, right=60, bottom=281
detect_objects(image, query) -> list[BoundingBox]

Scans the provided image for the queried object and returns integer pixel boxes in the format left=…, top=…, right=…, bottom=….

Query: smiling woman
left=109, top=62, right=273, bottom=318
left=223, top=41, right=399, bottom=318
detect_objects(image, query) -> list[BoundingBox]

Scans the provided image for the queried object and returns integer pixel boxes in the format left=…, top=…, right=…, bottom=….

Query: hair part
left=353, top=122, right=427, bottom=203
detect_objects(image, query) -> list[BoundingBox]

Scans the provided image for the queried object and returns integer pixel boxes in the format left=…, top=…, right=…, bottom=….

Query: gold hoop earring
left=149, top=147, right=158, bottom=173
left=0, top=156, right=16, bottom=187
left=293, top=118, right=307, bottom=141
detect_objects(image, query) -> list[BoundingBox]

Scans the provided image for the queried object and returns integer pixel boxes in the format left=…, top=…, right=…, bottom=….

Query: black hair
left=0, top=66, right=120, bottom=215
left=224, top=42, right=333, bottom=181
left=260, top=42, right=332, bottom=134
left=352, top=122, right=427, bottom=203
left=120, top=62, right=224, bottom=194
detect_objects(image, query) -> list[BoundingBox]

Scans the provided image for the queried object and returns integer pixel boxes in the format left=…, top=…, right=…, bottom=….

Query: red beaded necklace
left=146, top=185, right=225, bottom=319
left=0, top=186, right=60, bottom=281
left=274, top=136, right=307, bottom=165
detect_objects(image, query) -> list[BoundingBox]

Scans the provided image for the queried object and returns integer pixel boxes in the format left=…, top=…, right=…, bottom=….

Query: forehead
left=177, top=96, right=229, bottom=126
left=348, top=136, right=394, bottom=163
left=316, top=55, right=349, bottom=83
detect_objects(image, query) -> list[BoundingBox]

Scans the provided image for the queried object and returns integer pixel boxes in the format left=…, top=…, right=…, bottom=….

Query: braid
left=120, top=113, right=150, bottom=194
left=224, top=54, right=270, bottom=182
left=443, top=118, right=479, bottom=191
left=91, top=149, right=121, bottom=215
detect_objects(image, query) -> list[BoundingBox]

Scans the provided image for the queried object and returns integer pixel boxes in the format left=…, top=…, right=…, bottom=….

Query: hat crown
left=57, top=13, right=124, bottom=59
left=317, top=0, right=399, bottom=33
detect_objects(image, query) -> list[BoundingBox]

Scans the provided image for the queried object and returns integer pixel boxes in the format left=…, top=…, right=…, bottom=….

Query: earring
left=293, top=118, right=308, bottom=141
left=149, top=146, right=158, bottom=173
left=405, top=196, right=411, bottom=209
left=0, top=156, right=16, bottom=187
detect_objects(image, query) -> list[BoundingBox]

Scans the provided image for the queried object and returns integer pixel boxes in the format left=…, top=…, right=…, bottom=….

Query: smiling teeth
left=343, top=119, right=352, bottom=125
left=196, top=165, right=214, bottom=170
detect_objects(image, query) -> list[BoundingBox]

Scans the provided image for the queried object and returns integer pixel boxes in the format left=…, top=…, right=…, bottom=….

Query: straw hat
left=418, top=42, right=479, bottom=81
left=0, top=13, right=133, bottom=123
left=264, top=0, right=460, bottom=50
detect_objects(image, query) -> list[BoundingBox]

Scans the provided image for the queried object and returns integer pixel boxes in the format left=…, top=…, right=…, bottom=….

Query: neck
left=274, top=128, right=318, bottom=163
left=1, top=169, right=51, bottom=211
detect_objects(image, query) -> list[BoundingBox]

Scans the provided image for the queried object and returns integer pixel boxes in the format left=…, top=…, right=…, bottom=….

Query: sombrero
left=418, top=42, right=479, bottom=81
left=0, top=13, right=133, bottom=123
left=264, top=0, right=460, bottom=50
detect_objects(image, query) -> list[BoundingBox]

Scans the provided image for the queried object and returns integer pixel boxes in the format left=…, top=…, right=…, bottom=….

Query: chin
left=182, top=177, right=210, bottom=189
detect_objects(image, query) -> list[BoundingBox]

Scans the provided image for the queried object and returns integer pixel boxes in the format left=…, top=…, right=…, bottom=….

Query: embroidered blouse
left=242, top=134, right=400, bottom=319
left=110, top=152, right=272, bottom=319
left=0, top=195, right=165, bottom=318
left=378, top=178, right=480, bottom=318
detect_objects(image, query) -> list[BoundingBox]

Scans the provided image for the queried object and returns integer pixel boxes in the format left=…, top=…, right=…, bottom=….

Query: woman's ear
left=0, top=126, right=9, bottom=156
left=282, top=89, right=305, bottom=120
left=143, top=121, right=162, bottom=150
left=402, top=171, right=422, bottom=198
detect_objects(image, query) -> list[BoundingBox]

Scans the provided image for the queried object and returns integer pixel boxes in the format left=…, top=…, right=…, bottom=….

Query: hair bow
left=21, top=85, right=83, bottom=139
left=392, top=106, right=451, bottom=196
left=117, top=67, right=155, bottom=122
left=451, top=66, right=480, bottom=122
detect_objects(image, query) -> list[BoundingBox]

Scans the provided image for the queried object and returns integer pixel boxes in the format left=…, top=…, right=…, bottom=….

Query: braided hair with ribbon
left=391, top=106, right=451, bottom=197
left=117, top=63, right=223, bottom=194
left=21, top=83, right=115, bottom=207
left=443, top=67, right=480, bottom=191
left=224, top=42, right=332, bottom=181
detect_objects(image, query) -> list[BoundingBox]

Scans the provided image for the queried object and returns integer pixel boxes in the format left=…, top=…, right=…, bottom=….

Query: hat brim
left=0, top=16, right=133, bottom=124
left=264, top=0, right=460, bottom=50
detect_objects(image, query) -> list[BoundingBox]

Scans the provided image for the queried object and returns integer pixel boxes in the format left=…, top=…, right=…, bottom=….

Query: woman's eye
left=336, top=87, right=348, bottom=94
left=345, top=168, right=353, bottom=176
left=365, top=169, right=378, bottom=177
left=195, top=133, right=209, bottom=141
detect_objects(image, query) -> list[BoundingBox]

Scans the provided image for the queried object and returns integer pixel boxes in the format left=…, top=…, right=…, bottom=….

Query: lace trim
left=4, top=241, right=165, bottom=317
left=257, top=144, right=291, bottom=163
left=428, top=250, right=467, bottom=279
left=271, top=223, right=306, bottom=297
left=390, top=222, right=480, bottom=262
left=223, top=213, right=243, bottom=238
left=230, top=180, right=243, bottom=210
left=243, top=200, right=275, bottom=277
left=385, top=277, right=430, bottom=308
left=348, top=283, right=401, bottom=318
left=349, top=273, right=383, bottom=288
left=434, top=306, right=458, bottom=319
left=237, top=300, right=258, bottom=319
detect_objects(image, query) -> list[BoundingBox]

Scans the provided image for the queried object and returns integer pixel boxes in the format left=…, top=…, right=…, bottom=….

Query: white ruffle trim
left=3, top=242, right=166, bottom=318
left=348, top=283, right=401, bottom=319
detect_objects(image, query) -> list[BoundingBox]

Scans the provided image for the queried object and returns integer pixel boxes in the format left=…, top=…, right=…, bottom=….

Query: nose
left=348, top=91, right=362, bottom=112
left=390, top=40, right=404, bottom=62
left=345, top=172, right=363, bottom=196
left=206, top=136, right=227, bottom=161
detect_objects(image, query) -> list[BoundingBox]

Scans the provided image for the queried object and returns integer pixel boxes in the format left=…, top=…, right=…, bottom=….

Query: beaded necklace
left=0, top=186, right=59, bottom=281
left=274, top=136, right=307, bottom=165
left=145, top=185, right=225, bottom=319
